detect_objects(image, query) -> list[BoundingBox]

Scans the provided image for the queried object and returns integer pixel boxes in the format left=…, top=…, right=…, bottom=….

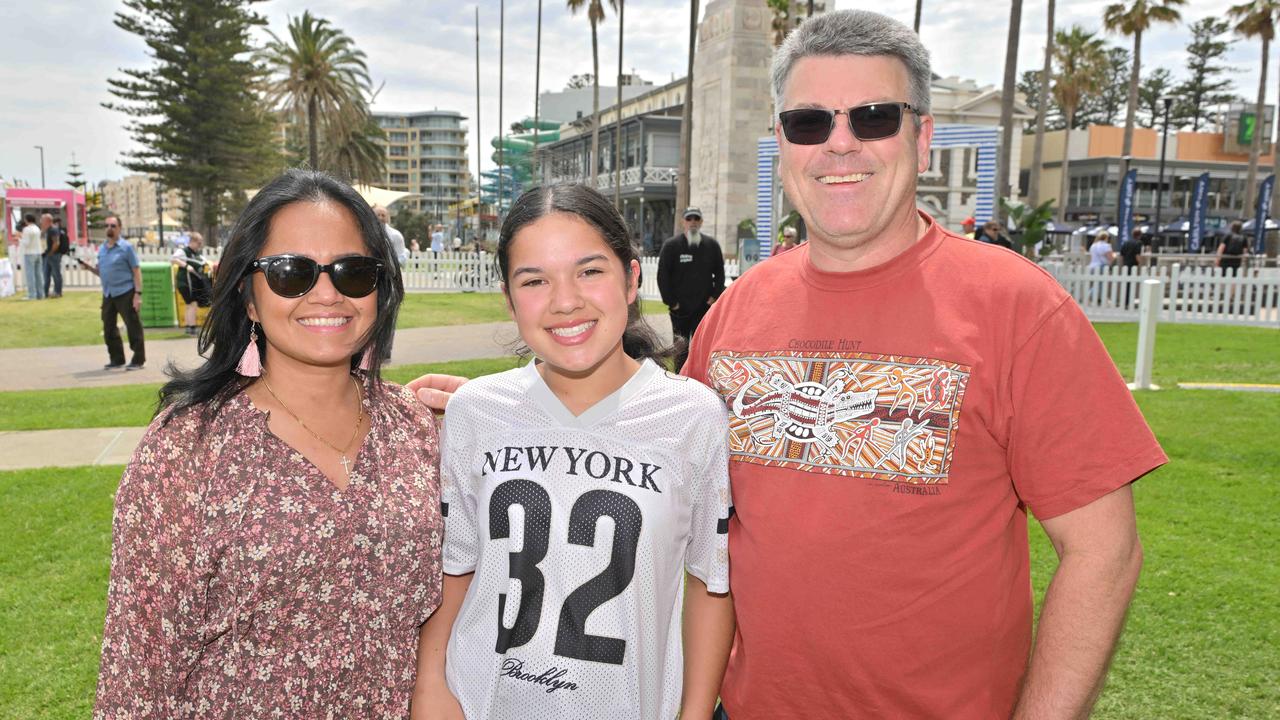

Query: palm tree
left=767, top=0, right=790, bottom=46
left=1028, top=0, right=1056, bottom=206
left=997, top=0, right=1024, bottom=221
left=1052, top=26, right=1109, bottom=221
left=1103, top=0, right=1187, bottom=158
left=566, top=0, right=619, bottom=187
left=260, top=11, right=373, bottom=170
left=675, top=0, right=699, bottom=234
left=1228, top=0, right=1279, bottom=216
left=323, top=115, right=386, bottom=186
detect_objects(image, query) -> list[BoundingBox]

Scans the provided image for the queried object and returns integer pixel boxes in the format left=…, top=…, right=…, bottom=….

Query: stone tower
left=690, top=0, right=773, bottom=257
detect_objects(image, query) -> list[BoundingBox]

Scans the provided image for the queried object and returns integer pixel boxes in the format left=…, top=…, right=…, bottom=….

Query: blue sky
left=0, top=0, right=1257, bottom=189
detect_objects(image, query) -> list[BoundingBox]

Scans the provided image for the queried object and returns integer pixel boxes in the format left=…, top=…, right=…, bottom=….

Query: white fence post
left=1129, top=278, right=1163, bottom=391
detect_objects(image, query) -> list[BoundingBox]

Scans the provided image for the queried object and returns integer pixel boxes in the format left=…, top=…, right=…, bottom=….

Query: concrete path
left=1, top=316, right=675, bottom=472
left=0, top=427, right=147, bottom=471
left=0, top=315, right=674, bottom=392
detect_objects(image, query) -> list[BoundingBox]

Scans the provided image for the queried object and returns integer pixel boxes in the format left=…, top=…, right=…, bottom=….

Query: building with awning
left=351, top=184, right=420, bottom=210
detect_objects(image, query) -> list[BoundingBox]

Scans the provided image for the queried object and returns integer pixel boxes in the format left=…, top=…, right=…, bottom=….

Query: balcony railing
left=547, top=166, right=678, bottom=189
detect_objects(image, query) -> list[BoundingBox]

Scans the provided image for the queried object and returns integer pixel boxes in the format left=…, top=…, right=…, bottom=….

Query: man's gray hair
left=771, top=10, right=932, bottom=119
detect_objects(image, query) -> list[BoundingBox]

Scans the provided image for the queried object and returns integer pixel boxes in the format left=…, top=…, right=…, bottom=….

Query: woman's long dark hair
left=496, top=184, right=672, bottom=365
left=158, top=169, right=404, bottom=421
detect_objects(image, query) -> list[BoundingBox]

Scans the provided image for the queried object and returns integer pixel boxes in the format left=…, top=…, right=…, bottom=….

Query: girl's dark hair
left=158, top=168, right=403, bottom=420
left=497, top=184, right=672, bottom=365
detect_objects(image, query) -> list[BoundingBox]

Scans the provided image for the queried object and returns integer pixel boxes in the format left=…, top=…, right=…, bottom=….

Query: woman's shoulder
left=371, top=380, right=431, bottom=424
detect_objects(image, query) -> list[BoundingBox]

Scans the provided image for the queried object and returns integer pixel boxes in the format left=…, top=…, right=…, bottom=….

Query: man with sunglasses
left=656, top=206, right=725, bottom=370
left=78, top=214, right=146, bottom=370
left=678, top=10, right=1166, bottom=720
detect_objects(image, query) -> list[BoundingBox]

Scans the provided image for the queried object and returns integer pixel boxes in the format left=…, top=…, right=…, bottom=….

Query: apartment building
left=373, top=110, right=470, bottom=219
left=100, top=174, right=185, bottom=239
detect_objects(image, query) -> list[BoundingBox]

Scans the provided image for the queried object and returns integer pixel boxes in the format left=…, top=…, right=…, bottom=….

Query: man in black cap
left=657, top=206, right=725, bottom=369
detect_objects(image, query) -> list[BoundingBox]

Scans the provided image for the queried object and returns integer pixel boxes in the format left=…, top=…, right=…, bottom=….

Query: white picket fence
left=20, top=247, right=740, bottom=302
left=21, top=248, right=1273, bottom=327
left=1044, top=263, right=1280, bottom=327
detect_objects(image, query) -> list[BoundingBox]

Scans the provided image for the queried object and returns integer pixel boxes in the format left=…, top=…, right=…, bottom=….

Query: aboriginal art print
left=707, top=351, right=971, bottom=484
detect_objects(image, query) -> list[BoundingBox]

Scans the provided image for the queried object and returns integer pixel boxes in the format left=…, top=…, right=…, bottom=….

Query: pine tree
left=1018, top=70, right=1066, bottom=132
left=105, top=0, right=280, bottom=246
left=1174, top=18, right=1238, bottom=130
left=66, top=153, right=86, bottom=191
left=1138, top=67, right=1177, bottom=128
left=1078, top=46, right=1131, bottom=127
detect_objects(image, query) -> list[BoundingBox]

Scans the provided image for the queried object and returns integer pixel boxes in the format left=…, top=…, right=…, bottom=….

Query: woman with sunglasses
left=410, top=184, right=734, bottom=720
left=95, top=169, right=444, bottom=719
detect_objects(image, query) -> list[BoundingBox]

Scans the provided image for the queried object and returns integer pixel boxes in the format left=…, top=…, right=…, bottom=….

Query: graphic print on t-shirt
left=708, top=350, right=970, bottom=484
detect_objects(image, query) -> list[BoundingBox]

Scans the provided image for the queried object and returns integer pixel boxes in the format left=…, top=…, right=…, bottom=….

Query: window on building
left=649, top=133, right=679, bottom=167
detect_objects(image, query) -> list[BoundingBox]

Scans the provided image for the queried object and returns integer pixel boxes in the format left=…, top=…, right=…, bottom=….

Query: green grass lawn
left=1094, top=322, right=1280, bottom=386
left=0, top=293, right=189, bottom=348
left=0, top=292, right=670, bottom=349
left=0, top=325, right=1276, bottom=717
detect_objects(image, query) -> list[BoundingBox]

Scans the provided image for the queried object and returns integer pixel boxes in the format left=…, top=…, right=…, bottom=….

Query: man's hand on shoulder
left=408, top=374, right=470, bottom=413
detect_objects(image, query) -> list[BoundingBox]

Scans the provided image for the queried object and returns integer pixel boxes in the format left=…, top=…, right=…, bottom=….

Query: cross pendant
left=339, top=454, right=352, bottom=476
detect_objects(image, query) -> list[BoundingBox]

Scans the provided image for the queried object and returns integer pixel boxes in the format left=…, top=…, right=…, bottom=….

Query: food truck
left=3, top=186, right=89, bottom=248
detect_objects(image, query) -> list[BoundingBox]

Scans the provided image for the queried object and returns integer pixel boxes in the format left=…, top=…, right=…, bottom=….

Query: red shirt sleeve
left=1005, top=298, right=1167, bottom=519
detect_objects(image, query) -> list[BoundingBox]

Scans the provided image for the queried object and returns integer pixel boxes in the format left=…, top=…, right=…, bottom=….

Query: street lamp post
left=33, top=145, right=45, bottom=187
left=1153, top=97, right=1173, bottom=247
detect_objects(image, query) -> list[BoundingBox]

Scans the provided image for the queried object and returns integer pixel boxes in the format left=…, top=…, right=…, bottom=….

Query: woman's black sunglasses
left=778, top=102, right=919, bottom=145
left=246, top=254, right=383, bottom=298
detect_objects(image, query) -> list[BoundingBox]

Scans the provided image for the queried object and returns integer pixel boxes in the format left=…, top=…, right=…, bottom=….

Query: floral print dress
left=94, top=381, right=443, bottom=719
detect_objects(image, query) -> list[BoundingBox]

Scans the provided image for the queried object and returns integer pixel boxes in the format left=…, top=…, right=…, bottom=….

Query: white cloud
left=0, top=0, right=1266, bottom=190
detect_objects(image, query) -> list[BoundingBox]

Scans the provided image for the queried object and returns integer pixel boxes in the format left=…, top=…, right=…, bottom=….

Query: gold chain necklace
left=261, top=374, right=365, bottom=478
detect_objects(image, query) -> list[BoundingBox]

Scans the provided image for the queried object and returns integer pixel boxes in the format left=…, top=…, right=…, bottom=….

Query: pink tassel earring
left=358, top=346, right=374, bottom=371
left=236, top=323, right=263, bottom=377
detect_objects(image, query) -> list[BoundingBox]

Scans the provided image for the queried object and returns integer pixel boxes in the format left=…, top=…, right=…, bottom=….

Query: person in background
left=656, top=206, right=725, bottom=370
left=374, top=205, right=409, bottom=267
left=960, top=216, right=976, bottom=239
left=77, top=214, right=146, bottom=370
left=172, top=232, right=214, bottom=335
left=1089, top=230, right=1116, bottom=269
left=19, top=213, right=45, bottom=300
left=1216, top=220, right=1250, bottom=274
left=44, top=215, right=68, bottom=298
left=1120, top=227, right=1144, bottom=270
left=431, top=224, right=446, bottom=255
left=773, top=226, right=800, bottom=256
left=977, top=220, right=1013, bottom=249
left=371, top=205, right=405, bottom=362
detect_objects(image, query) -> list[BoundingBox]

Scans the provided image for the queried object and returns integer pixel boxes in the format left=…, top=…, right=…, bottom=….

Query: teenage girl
left=411, top=184, right=734, bottom=719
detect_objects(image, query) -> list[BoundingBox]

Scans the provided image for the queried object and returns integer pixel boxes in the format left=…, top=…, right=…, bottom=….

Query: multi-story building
left=372, top=110, right=470, bottom=219
left=535, top=78, right=687, bottom=255
left=100, top=174, right=184, bottom=239
left=1022, top=114, right=1278, bottom=226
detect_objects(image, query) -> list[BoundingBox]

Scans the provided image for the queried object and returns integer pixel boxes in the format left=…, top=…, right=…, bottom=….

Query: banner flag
left=1254, top=174, right=1275, bottom=254
left=1188, top=172, right=1210, bottom=252
left=1117, top=168, right=1138, bottom=246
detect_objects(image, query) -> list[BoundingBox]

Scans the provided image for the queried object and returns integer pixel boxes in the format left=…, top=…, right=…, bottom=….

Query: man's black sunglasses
left=246, top=254, right=383, bottom=298
left=778, top=102, right=919, bottom=145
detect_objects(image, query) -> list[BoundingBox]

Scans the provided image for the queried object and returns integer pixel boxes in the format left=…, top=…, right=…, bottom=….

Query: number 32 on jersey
left=489, top=479, right=642, bottom=665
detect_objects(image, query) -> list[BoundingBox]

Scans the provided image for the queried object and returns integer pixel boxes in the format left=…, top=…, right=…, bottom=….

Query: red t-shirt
left=683, top=213, right=1166, bottom=719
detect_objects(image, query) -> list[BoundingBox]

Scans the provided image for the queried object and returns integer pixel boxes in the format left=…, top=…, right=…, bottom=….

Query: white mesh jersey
left=440, top=359, right=731, bottom=720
